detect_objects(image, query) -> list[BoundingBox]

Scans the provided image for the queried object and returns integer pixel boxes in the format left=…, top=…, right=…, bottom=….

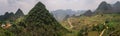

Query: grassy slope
left=61, top=14, right=120, bottom=36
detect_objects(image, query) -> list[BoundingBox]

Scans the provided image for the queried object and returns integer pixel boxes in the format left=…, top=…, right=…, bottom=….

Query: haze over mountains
left=51, top=9, right=86, bottom=21
left=1, top=0, right=120, bottom=15
left=52, top=1, right=120, bottom=21
left=0, top=1, right=120, bottom=22
left=0, top=1, right=120, bottom=36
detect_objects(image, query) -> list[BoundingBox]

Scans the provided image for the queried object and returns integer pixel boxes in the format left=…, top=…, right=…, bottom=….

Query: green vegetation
left=61, top=14, right=120, bottom=36
left=12, top=2, right=68, bottom=36
left=0, top=2, right=68, bottom=36
left=0, top=1, right=120, bottom=36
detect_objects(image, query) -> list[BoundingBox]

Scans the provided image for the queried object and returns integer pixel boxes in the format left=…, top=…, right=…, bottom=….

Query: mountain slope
left=15, top=9, right=24, bottom=18
left=0, top=9, right=24, bottom=21
left=0, top=12, right=15, bottom=21
left=95, top=1, right=113, bottom=14
left=113, top=1, right=120, bottom=13
left=17, top=2, right=68, bottom=36
left=82, top=10, right=93, bottom=16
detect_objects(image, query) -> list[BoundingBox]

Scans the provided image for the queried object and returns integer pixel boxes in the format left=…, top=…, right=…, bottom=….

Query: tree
left=15, top=1, right=68, bottom=36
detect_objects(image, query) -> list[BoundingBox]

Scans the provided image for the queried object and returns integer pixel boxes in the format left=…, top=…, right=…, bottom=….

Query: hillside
left=95, top=1, right=120, bottom=14
left=0, top=1, right=69, bottom=36
left=14, top=2, right=68, bottom=36
left=61, top=14, right=120, bottom=36
left=0, top=9, right=24, bottom=21
left=15, top=9, right=24, bottom=19
left=0, top=1, right=120, bottom=36
left=60, top=1, right=120, bottom=36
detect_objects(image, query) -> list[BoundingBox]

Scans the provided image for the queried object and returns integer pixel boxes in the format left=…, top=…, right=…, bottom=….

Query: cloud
left=0, top=0, right=120, bottom=15
left=0, top=0, right=38, bottom=15
left=41, top=0, right=119, bottom=11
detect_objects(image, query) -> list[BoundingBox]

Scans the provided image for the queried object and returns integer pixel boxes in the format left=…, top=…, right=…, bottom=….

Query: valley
left=0, top=1, right=120, bottom=36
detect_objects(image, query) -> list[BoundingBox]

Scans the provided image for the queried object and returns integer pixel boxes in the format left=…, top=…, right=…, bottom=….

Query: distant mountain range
left=95, top=1, right=120, bottom=14
left=81, top=10, right=93, bottom=16
left=51, top=1, right=120, bottom=21
left=79, top=1, right=120, bottom=16
left=113, top=1, right=120, bottom=13
left=1, top=1, right=120, bottom=22
left=0, top=9, right=24, bottom=21
left=51, top=9, right=86, bottom=22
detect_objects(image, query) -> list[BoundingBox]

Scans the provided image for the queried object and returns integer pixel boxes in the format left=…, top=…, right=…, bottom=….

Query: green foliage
left=92, top=24, right=105, bottom=31
left=78, top=27, right=88, bottom=36
left=12, top=2, right=68, bottom=36
left=78, top=30, right=84, bottom=36
left=0, top=28, right=15, bottom=36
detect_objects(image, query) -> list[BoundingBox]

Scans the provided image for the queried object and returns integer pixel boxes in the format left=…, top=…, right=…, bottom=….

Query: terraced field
left=61, top=14, right=120, bottom=36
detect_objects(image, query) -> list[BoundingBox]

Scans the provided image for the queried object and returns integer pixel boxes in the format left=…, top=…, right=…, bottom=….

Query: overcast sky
left=0, top=0, right=120, bottom=15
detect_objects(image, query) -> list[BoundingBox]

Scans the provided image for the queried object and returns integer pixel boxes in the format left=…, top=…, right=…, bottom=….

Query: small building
left=1, top=22, right=12, bottom=29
